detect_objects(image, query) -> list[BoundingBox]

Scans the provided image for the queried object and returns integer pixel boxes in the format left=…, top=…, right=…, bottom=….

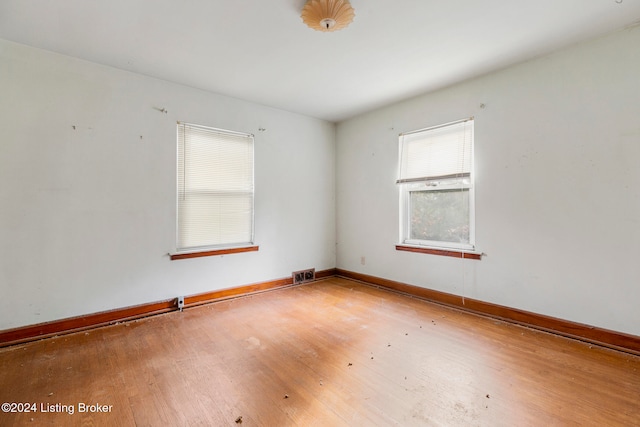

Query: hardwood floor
left=0, top=277, right=638, bottom=426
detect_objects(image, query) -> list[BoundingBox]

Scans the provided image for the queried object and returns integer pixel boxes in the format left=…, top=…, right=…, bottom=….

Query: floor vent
left=293, top=268, right=315, bottom=284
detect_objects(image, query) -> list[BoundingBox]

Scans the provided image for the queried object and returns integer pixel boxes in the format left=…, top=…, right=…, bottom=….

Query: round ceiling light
left=301, top=0, right=355, bottom=32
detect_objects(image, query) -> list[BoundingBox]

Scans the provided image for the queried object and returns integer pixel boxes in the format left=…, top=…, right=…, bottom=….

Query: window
left=176, top=122, right=254, bottom=253
left=398, top=118, right=474, bottom=251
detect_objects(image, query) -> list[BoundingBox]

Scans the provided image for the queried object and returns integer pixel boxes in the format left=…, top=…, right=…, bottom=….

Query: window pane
left=177, top=123, right=254, bottom=251
left=409, top=189, right=469, bottom=244
left=178, top=193, right=253, bottom=249
left=398, top=119, right=473, bottom=182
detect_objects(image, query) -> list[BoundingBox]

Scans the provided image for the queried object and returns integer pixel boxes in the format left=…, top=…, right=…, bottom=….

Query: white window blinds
left=177, top=122, right=254, bottom=252
left=398, top=118, right=473, bottom=183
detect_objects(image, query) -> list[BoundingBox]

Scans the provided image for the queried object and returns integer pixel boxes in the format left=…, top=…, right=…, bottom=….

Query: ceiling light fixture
left=301, top=0, right=355, bottom=32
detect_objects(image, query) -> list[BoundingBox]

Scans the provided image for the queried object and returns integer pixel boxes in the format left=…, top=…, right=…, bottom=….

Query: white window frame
left=398, top=118, right=475, bottom=251
left=176, top=122, right=255, bottom=253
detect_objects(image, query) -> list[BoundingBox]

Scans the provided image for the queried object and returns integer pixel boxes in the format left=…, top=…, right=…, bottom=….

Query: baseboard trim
left=0, top=268, right=337, bottom=348
left=335, top=269, right=640, bottom=356
left=7, top=267, right=636, bottom=356
left=0, top=301, right=176, bottom=348
left=183, top=269, right=336, bottom=308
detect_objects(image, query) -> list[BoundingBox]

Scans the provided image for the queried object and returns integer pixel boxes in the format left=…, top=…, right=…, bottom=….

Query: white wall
left=3, top=25, right=639, bottom=337
left=336, top=26, right=640, bottom=336
left=0, top=39, right=336, bottom=330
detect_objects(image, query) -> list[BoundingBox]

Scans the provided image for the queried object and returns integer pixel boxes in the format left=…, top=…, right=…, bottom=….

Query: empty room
left=1, top=1, right=639, bottom=426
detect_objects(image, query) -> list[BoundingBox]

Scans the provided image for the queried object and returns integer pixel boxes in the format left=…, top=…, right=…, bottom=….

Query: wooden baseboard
left=0, top=300, right=176, bottom=348
left=6, top=267, right=636, bottom=356
left=0, top=268, right=337, bottom=348
left=335, top=269, right=640, bottom=356
left=184, top=268, right=337, bottom=307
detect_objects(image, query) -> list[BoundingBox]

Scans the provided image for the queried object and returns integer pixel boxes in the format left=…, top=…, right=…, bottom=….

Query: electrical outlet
left=177, top=296, right=185, bottom=311
left=361, top=256, right=366, bottom=265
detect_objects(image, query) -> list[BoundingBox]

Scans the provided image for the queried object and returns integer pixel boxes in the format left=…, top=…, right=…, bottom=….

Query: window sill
left=170, top=245, right=259, bottom=261
left=396, top=245, right=482, bottom=260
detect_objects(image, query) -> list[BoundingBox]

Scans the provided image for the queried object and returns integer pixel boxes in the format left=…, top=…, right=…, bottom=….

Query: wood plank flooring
left=0, top=277, right=638, bottom=426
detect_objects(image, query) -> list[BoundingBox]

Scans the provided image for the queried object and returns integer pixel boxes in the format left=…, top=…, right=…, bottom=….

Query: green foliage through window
left=409, top=189, right=470, bottom=244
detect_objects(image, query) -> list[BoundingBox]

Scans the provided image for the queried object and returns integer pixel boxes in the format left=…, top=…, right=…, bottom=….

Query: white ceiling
left=1, top=1, right=639, bottom=122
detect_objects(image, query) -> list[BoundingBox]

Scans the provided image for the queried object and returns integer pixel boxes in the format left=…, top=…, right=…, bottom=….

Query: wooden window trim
left=396, top=244, right=482, bottom=260
left=170, top=245, right=259, bottom=261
